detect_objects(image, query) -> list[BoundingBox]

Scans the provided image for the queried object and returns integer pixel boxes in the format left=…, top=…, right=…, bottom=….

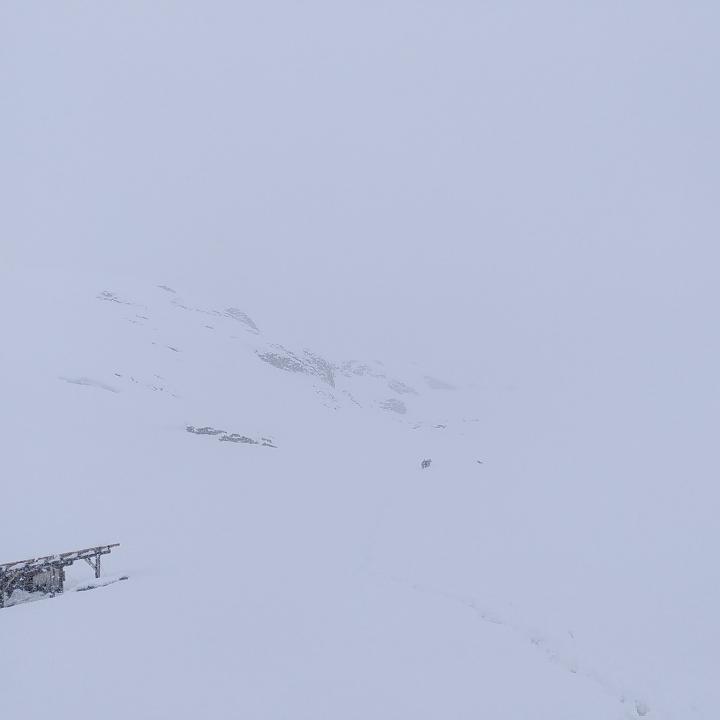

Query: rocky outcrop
left=186, top=426, right=276, bottom=447
left=224, top=308, right=260, bottom=333
left=380, top=398, right=407, bottom=414
left=257, top=346, right=335, bottom=387
left=387, top=379, right=417, bottom=395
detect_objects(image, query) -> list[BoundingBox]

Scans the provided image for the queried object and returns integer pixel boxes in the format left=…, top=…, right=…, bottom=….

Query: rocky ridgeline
left=96, top=285, right=457, bottom=420
left=256, top=350, right=458, bottom=417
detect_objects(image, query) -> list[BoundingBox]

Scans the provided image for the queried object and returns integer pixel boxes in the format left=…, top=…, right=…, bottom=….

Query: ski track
left=363, top=566, right=662, bottom=720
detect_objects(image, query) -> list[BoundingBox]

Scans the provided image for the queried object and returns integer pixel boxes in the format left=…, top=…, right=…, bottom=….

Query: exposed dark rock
left=171, top=299, right=221, bottom=317
left=60, top=376, right=119, bottom=393
left=187, top=426, right=277, bottom=447
left=380, top=398, right=407, bottom=414
left=258, top=349, right=308, bottom=374
left=97, top=291, right=132, bottom=305
left=224, top=308, right=260, bottom=333
left=220, top=434, right=258, bottom=444
left=257, top=346, right=335, bottom=387
left=342, top=390, right=362, bottom=407
left=387, top=379, right=418, bottom=395
left=304, top=351, right=335, bottom=387
left=337, top=361, right=385, bottom=379
left=186, top=426, right=226, bottom=436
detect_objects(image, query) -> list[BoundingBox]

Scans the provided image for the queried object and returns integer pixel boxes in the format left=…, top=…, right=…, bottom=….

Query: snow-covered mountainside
left=2, top=266, right=718, bottom=720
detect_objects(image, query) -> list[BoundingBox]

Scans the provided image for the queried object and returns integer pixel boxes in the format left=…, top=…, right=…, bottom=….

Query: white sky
left=2, top=2, right=719, bottom=383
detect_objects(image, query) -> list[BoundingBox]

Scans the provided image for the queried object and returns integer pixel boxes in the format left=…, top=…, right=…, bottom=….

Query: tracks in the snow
left=364, top=566, right=656, bottom=719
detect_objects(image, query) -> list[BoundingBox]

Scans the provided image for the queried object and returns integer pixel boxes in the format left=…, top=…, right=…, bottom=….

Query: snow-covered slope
left=2, top=266, right=718, bottom=720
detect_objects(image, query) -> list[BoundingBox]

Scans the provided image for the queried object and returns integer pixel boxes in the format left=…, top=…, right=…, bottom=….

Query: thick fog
left=3, top=2, right=719, bottom=387
left=3, top=7, right=720, bottom=717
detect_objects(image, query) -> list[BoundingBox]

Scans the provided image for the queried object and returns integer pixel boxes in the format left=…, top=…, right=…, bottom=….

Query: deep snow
left=2, top=267, right=718, bottom=719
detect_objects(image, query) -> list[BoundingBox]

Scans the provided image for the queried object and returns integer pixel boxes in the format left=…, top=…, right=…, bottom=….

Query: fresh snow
left=2, top=268, right=719, bottom=719
left=3, top=3, right=719, bottom=718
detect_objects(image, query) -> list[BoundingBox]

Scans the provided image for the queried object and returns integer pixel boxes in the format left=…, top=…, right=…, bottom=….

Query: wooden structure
left=0, top=544, right=119, bottom=608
